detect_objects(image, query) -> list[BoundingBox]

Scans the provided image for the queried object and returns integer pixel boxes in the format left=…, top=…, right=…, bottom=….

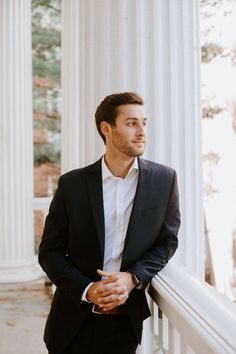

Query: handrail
left=33, top=197, right=52, bottom=210
left=148, top=262, right=236, bottom=354
left=33, top=197, right=51, bottom=219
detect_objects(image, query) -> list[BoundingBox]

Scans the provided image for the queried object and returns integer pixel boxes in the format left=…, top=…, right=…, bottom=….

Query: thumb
left=97, top=269, right=113, bottom=277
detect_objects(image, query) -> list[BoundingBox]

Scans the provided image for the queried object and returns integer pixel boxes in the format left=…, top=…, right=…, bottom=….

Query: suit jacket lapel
left=86, top=158, right=105, bottom=259
left=121, top=158, right=152, bottom=269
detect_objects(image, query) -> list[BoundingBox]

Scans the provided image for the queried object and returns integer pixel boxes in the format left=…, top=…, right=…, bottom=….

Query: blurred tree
left=201, top=42, right=224, bottom=63
left=200, top=0, right=236, bottom=120
left=201, top=0, right=236, bottom=297
left=32, top=0, right=61, bottom=169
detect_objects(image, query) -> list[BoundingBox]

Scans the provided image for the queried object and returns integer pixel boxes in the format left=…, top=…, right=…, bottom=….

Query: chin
left=120, top=146, right=145, bottom=157
left=130, top=150, right=145, bottom=157
left=135, top=147, right=145, bottom=155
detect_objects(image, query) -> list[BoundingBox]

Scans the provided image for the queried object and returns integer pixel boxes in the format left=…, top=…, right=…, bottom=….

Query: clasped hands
left=87, top=269, right=135, bottom=312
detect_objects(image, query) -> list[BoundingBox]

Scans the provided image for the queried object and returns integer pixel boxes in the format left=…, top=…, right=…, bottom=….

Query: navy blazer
left=38, top=157, right=180, bottom=352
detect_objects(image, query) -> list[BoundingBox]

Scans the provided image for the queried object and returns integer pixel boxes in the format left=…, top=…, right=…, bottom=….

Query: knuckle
left=109, top=295, right=114, bottom=302
left=121, top=286, right=127, bottom=293
left=106, top=286, right=111, bottom=293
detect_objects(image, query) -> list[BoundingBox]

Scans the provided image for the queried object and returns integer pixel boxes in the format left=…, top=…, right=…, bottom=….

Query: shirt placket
left=110, top=178, right=124, bottom=271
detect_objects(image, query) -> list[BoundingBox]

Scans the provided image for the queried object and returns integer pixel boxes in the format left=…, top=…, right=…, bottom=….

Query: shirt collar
left=102, top=156, right=139, bottom=181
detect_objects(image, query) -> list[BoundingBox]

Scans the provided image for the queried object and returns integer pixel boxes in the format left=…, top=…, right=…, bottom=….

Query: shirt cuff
left=81, top=282, right=94, bottom=303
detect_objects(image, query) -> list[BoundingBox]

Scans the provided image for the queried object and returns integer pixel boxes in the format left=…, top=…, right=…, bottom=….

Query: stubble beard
left=112, top=137, right=145, bottom=157
left=121, top=146, right=144, bottom=157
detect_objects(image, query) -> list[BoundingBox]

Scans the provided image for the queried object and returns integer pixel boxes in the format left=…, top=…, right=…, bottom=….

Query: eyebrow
left=125, top=117, right=147, bottom=121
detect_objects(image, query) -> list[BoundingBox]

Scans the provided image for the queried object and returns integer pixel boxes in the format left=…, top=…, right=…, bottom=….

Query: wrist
left=128, top=272, right=141, bottom=289
left=86, top=283, right=95, bottom=302
left=81, top=282, right=94, bottom=303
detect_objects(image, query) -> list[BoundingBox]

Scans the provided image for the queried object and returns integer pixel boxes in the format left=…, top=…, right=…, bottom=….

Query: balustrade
left=138, top=262, right=236, bottom=354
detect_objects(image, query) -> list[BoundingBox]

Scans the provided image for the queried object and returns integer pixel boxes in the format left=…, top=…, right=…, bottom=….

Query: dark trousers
left=49, top=314, right=138, bottom=354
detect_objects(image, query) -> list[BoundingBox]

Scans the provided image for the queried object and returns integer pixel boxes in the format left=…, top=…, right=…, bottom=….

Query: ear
left=100, top=121, right=111, bottom=139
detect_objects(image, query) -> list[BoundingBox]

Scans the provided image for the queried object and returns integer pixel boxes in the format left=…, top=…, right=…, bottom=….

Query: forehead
left=116, top=104, right=146, bottom=119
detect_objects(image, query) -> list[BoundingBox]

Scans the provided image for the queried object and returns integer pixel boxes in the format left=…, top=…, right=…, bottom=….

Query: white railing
left=33, top=197, right=51, bottom=220
left=138, top=262, right=236, bottom=354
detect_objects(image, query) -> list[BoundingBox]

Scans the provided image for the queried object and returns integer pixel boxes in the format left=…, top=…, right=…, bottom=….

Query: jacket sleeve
left=38, top=176, right=91, bottom=307
left=127, top=171, right=180, bottom=289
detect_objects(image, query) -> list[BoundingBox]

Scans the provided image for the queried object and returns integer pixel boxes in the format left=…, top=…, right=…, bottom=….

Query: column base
left=0, top=256, right=44, bottom=283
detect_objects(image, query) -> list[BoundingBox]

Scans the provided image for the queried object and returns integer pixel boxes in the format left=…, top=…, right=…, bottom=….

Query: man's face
left=108, top=104, right=147, bottom=157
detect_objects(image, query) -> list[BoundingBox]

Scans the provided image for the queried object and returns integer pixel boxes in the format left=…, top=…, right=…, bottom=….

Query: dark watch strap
left=130, top=273, right=142, bottom=288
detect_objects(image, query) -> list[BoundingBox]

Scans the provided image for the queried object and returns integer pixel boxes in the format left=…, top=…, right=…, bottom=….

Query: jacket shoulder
left=59, top=159, right=101, bottom=182
left=141, top=158, right=176, bottom=177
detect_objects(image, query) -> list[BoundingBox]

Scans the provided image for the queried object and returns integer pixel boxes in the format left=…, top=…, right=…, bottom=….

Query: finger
left=96, top=272, right=119, bottom=284
left=101, top=291, right=129, bottom=310
left=97, top=269, right=115, bottom=277
left=102, top=274, right=119, bottom=283
left=97, top=285, right=127, bottom=298
left=98, top=289, right=127, bottom=304
left=93, top=283, right=113, bottom=295
left=94, top=279, right=119, bottom=294
left=96, top=275, right=119, bottom=289
left=98, top=293, right=118, bottom=304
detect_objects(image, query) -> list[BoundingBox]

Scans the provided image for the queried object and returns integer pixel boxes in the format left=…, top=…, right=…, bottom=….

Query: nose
left=136, top=122, right=146, bottom=137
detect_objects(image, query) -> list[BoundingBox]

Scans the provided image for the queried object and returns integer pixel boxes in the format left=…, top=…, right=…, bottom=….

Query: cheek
left=120, top=128, right=134, bottom=137
left=115, top=130, right=130, bottom=141
left=121, top=133, right=133, bottom=142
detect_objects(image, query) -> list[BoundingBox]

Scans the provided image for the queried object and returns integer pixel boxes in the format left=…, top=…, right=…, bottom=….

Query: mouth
left=133, top=141, right=145, bottom=144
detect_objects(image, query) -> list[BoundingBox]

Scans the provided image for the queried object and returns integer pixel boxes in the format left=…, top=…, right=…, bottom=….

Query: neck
left=104, top=152, right=135, bottom=179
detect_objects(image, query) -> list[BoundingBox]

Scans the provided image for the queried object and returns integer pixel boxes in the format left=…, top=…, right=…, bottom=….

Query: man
left=38, top=92, right=180, bottom=354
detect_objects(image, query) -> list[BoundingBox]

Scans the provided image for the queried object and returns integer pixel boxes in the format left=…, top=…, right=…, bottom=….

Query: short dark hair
left=95, top=92, right=144, bottom=143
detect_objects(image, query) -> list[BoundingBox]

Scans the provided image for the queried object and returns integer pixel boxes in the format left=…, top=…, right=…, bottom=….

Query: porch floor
left=0, top=279, right=51, bottom=354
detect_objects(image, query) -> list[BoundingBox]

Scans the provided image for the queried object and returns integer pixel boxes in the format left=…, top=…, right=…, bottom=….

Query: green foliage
left=33, top=116, right=60, bottom=133
left=32, top=10, right=61, bottom=80
left=32, top=0, right=61, bottom=168
left=32, top=28, right=61, bottom=48
left=34, top=142, right=60, bottom=165
left=33, top=86, right=60, bottom=113
left=32, top=0, right=61, bottom=83
left=33, top=57, right=60, bottom=80
left=32, top=0, right=60, bottom=13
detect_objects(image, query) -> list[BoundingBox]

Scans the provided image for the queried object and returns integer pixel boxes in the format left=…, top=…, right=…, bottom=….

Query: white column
left=150, top=0, right=204, bottom=278
left=0, top=0, right=42, bottom=282
left=62, top=0, right=203, bottom=277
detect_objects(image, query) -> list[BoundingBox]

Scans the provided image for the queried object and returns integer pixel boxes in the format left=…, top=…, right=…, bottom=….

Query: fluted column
left=0, top=0, right=42, bottom=282
left=62, top=0, right=203, bottom=277
left=150, top=0, right=204, bottom=277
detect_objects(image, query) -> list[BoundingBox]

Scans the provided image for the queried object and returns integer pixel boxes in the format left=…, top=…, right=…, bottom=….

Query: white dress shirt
left=102, top=156, right=139, bottom=272
left=81, top=156, right=139, bottom=301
